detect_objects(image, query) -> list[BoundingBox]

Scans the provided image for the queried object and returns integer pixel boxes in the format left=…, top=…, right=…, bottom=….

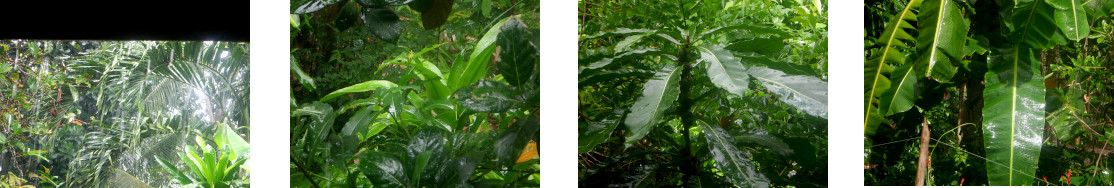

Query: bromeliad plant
left=579, top=0, right=828, bottom=187
left=865, top=0, right=1114, bottom=185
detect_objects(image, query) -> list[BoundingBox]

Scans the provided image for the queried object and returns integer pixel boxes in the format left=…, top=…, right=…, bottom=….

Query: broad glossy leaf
left=1049, top=105, right=1085, bottom=142
left=725, top=37, right=785, bottom=56
left=733, top=134, right=793, bottom=156
left=578, top=113, right=622, bottom=153
left=497, top=116, right=539, bottom=166
left=293, top=0, right=342, bottom=13
left=362, top=8, right=403, bottom=43
left=866, top=0, right=918, bottom=131
left=915, top=0, right=967, bottom=82
left=983, top=47, right=1045, bottom=186
left=748, top=67, right=828, bottom=118
left=215, top=123, right=250, bottom=159
left=454, top=81, right=520, bottom=113
left=580, top=48, right=671, bottom=75
left=359, top=152, right=408, bottom=187
left=697, top=44, right=750, bottom=97
left=878, top=63, right=917, bottom=115
left=1012, top=0, right=1059, bottom=50
left=699, top=121, right=770, bottom=187
left=497, top=17, right=538, bottom=87
left=738, top=55, right=819, bottom=77
left=420, top=0, right=455, bottom=29
left=1047, top=0, right=1090, bottom=41
left=623, top=67, right=681, bottom=148
left=614, top=34, right=647, bottom=52
left=341, top=106, right=375, bottom=138
left=320, top=80, right=398, bottom=102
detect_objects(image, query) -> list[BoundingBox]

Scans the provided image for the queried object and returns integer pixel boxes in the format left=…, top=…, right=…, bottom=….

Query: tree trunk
left=916, top=118, right=931, bottom=186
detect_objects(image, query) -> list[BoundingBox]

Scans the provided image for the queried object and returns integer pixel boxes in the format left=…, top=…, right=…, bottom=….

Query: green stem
left=677, top=38, right=696, bottom=187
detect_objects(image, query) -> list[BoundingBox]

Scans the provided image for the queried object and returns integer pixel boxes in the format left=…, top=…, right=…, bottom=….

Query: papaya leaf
left=578, top=69, right=654, bottom=88
left=697, top=44, right=750, bottom=97
left=319, top=80, right=398, bottom=102
left=983, top=47, right=1045, bottom=186
left=866, top=0, right=918, bottom=131
left=623, top=67, right=681, bottom=148
left=748, top=67, right=828, bottom=118
left=914, top=0, right=967, bottom=82
left=1047, top=0, right=1090, bottom=41
left=725, top=37, right=785, bottom=56
left=362, top=8, right=402, bottom=43
left=878, top=62, right=917, bottom=115
left=699, top=121, right=770, bottom=187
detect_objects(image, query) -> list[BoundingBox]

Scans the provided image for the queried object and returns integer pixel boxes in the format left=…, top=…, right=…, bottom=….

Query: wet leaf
left=914, top=0, right=967, bottom=82
left=699, top=121, right=770, bottom=187
left=698, top=44, right=750, bottom=97
left=624, top=67, right=681, bottom=148
left=983, top=47, right=1045, bottom=186
left=578, top=113, right=622, bottom=153
left=359, top=152, right=409, bottom=187
left=748, top=67, right=828, bottom=118
left=497, top=115, right=539, bottom=166
left=497, top=17, right=538, bottom=87
left=454, top=81, right=520, bottom=113
left=362, top=8, right=403, bottom=43
left=293, top=0, right=342, bottom=14
left=1047, top=0, right=1089, bottom=41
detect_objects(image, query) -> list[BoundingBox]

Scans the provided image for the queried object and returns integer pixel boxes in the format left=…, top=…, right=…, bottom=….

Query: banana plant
left=864, top=0, right=1101, bottom=185
left=579, top=0, right=827, bottom=187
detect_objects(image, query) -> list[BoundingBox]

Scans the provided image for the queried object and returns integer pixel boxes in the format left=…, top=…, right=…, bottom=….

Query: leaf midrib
left=753, top=75, right=825, bottom=109
left=867, top=0, right=917, bottom=126
left=924, top=0, right=948, bottom=78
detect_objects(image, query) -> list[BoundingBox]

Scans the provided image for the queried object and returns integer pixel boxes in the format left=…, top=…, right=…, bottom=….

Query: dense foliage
left=0, top=40, right=250, bottom=187
left=578, top=0, right=828, bottom=187
left=290, top=0, right=540, bottom=187
left=865, top=0, right=1114, bottom=185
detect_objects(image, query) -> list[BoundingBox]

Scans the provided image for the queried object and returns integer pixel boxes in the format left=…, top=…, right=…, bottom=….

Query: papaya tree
left=579, top=0, right=828, bottom=187
left=865, top=0, right=1114, bottom=185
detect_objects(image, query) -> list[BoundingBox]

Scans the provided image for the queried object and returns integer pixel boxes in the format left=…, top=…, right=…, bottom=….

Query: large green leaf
left=214, top=123, right=250, bottom=161
left=336, top=1, right=360, bottom=31
left=497, top=17, right=539, bottom=87
left=748, top=67, right=828, bottom=118
left=359, top=152, right=409, bottom=187
left=1047, top=0, right=1090, bottom=41
left=290, top=55, right=317, bottom=93
left=362, top=8, right=403, bottom=43
left=320, top=80, right=398, bottom=102
left=878, top=63, right=917, bottom=115
left=983, top=47, right=1045, bottom=186
left=447, top=16, right=513, bottom=91
left=496, top=116, right=539, bottom=167
left=725, top=37, right=785, bottom=56
left=578, top=113, right=622, bottom=153
left=698, top=44, right=750, bottom=97
left=914, top=0, right=967, bottom=82
left=1012, top=0, right=1059, bottom=50
left=578, top=69, right=654, bottom=88
left=623, top=67, right=681, bottom=148
left=420, top=0, right=455, bottom=29
left=866, top=0, right=919, bottom=131
left=454, top=80, right=520, bottom=113
left=699, top=121, right=770, bottom=187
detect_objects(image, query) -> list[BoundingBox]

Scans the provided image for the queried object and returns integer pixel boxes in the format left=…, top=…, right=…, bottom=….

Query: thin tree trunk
left=915, top=118, right=930, bottom=186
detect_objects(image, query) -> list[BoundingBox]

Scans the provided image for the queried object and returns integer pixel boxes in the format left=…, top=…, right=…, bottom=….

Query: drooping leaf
left=420, top=0, right=455, bottom=29
left=982, top=47, right=1045, bottom=186
left=578, top=112, right=623, bottom=153
left=581, top=28, right=656, bottom=40
left=866, top=0, right=919, bottom=131
left=725, top=37, right=785, bottom=56
left=496, top=116, right=539, bottom=166
left=748, top=67, right=828, bottom=118
left=878, top=62, right=917, bottom=115
left=293, top=0, right=342, bottom=13
left=359, top=152, right=409, bottom=187
left=623, top=67, right=681, bottom=148
left=1047, top=0, right=1090, bottom=41
left=699, top=121, right=770, bottom=187
left=320, top=80, right=398, bottom=102
left=497, top=17, right=539, bottom=87
left=454, top=80, right=520, bottom=113
left=291, top=55, right=317, bottom=93
left=578, top=69, right=654, bottom=88
left=914, top=0, right=967, bottom=82
left=697, top=44, right=750, bottom=97
left=362, top=8, right=403, bottom=43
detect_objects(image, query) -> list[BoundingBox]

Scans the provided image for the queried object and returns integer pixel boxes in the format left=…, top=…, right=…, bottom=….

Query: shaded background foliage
left=290, top=0, right=541, bottom=187
left=0, top=40, right=250, bottom=187
left=865, top=0, right=1114, bottom=185
left=578, top=0, right=828, bottom=187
